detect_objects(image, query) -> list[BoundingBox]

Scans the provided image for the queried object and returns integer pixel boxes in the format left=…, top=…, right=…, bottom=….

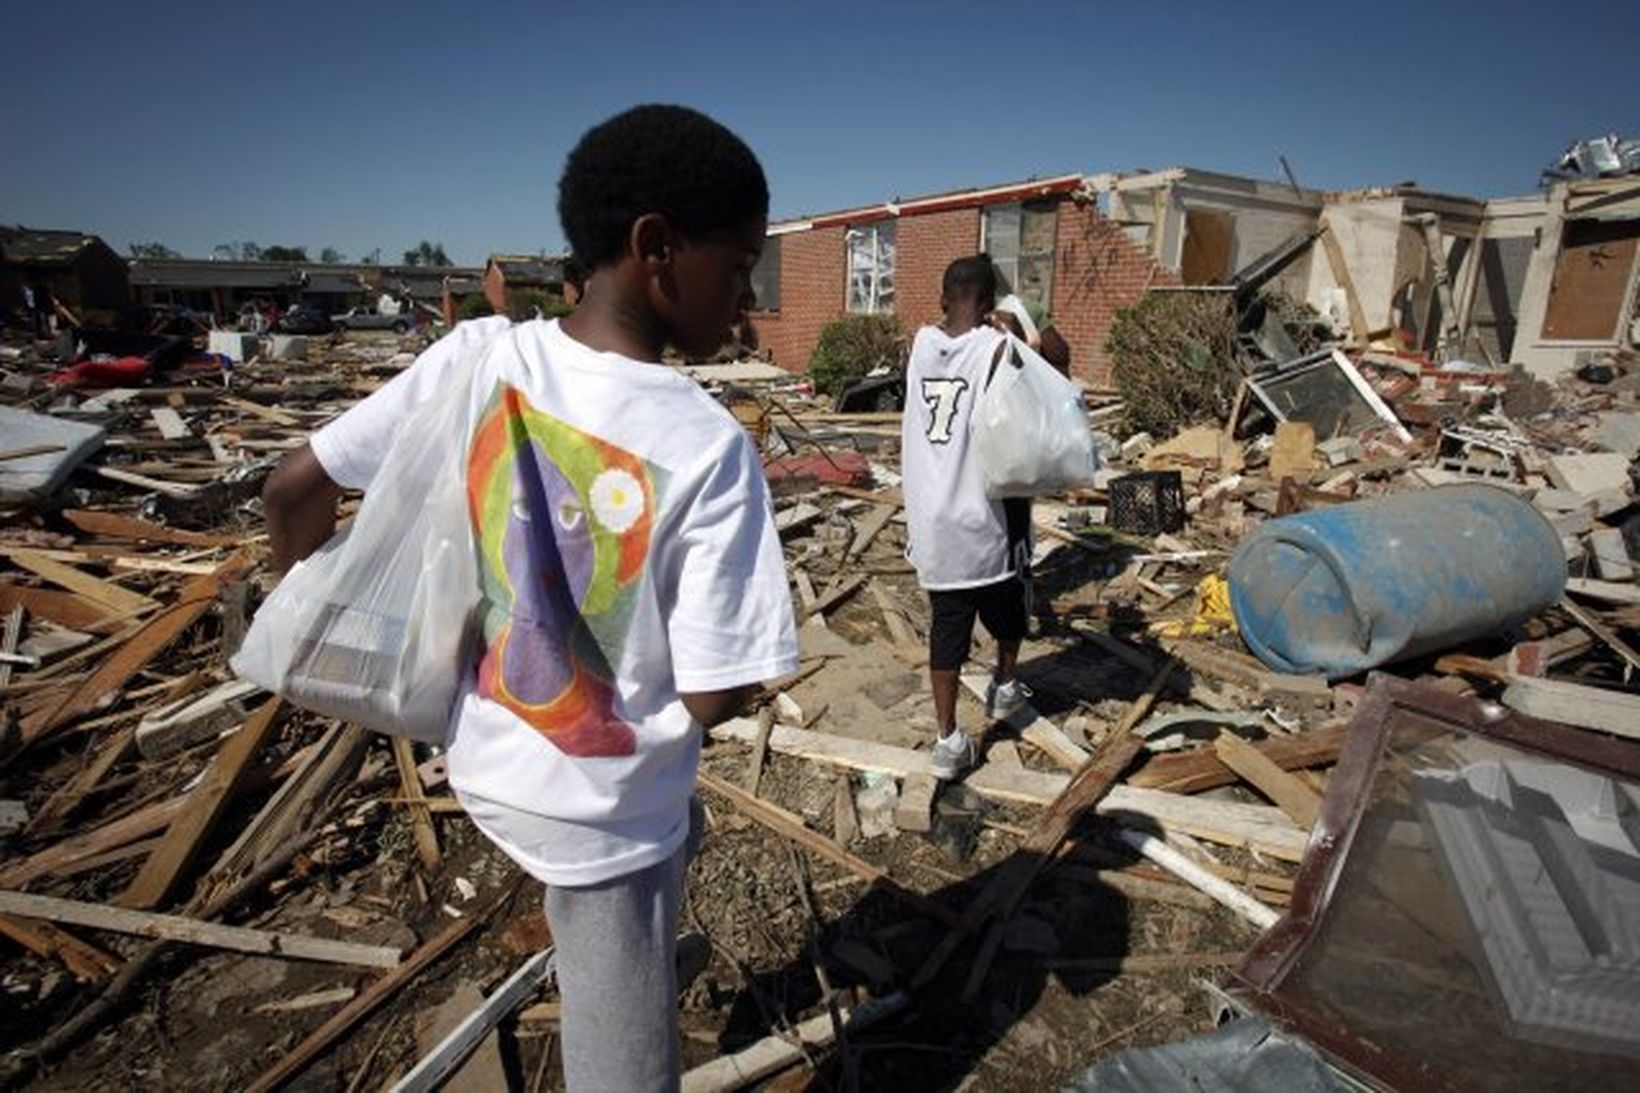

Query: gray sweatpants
left=542, top=809, right=699, bottom=1092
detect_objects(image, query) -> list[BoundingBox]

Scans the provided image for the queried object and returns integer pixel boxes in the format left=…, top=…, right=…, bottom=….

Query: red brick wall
left=895, top=208, right=981, bottom=333
left=750, top=225, right=846, bottom=372
left=1048, top=197, right=1179, bottom=386
left=482, top=264, right=507, bottom=314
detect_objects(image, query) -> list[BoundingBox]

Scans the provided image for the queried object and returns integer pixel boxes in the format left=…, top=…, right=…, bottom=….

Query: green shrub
left=1106, top=292, right=1238, bottom=439
left=458, top=294, right=494, bottom=320
left=507, top=289, right=573, bottom=322
left=808, top=313, right=903, bottom=397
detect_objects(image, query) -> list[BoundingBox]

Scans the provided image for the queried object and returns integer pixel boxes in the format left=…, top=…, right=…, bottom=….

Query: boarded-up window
left=750, top=235, right=780, bottom=311
left=1542, top=219, right=1640, bottom=341
left=846, top=221, right=895, bottom=314
left=1180, top=209, right=1234, bottom=285
left=983, top=200, right=1057, bottom=313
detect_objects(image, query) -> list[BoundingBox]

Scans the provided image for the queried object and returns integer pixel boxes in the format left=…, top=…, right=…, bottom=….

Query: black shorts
left=928, top=575, right=1029, bottom=671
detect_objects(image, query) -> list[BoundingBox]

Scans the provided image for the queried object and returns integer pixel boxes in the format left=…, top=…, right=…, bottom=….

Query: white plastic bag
left=231, top=387, right=478, bottom=743
left=970, top=335, right=1101, bottom=498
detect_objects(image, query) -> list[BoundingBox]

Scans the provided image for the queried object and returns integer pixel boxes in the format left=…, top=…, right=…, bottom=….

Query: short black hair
left=943, top=253, right=998, bottom=302
left=558, top=104, right=769, bottom=269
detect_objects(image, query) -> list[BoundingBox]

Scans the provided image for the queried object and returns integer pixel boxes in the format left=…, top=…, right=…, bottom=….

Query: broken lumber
left=0, top=914, right=122, bottom=981
left=707, top=719, right=1304, bottom=859
left=2, top=549, right=158, bottom=617
left=0, top=890, right=403, bottom=968
left=242, top=885, right=514, bottom=1093
left=60, top=509, right=236, bottom=548
left=679, top=992, right=907, bottom=1093
left=394, top=949, right=557, bottom=1093
left=960, top=673, right=1088, bottom=771
left=698, top=770, right=960, bottom=928
left=1130, top=721, right=1349, bottom=794
left=846, top=504, right=898, bottom=558
left=120, top=698, right=283, bottom=910
left=1212, top=731, right=1321, bottom=829
left=802, top=574, right=868, bottom=619
left=18, top=557, right=244, bottom=749
left=1500, top=676, right=1640, bottom=741
left=135, top=678, right=262, bottom=760
left=0, top=794, right=190, bottom=888
left=392, top=737, right=443, bottom=875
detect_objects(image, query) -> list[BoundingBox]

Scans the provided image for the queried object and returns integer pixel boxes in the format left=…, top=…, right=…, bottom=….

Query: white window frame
left=846, top=221, right=896, bottom=314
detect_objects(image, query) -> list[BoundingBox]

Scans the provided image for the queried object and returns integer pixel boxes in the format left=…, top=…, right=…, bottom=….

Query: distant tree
left=128, top=242, right=181, bottom=259
left=319, top=246, right=345, bottom=264
left=213, top=241, right=263, bottom=261
left=359, top=248, right=381, bottom=266
left=261, top=245, right=309, bottom=262
left=402, top=240, right=452, bottom=267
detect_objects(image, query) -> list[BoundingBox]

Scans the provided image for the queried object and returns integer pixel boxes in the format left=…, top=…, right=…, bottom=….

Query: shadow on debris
left=715, top=843, right=1132, bottom=1090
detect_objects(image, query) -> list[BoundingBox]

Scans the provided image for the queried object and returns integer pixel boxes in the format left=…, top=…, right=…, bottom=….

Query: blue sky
left=3, top=1, right=1634, bottom=266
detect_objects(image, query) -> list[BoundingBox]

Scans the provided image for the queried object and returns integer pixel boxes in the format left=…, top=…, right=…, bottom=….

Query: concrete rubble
left=0, top=296, right=1636, bottom=1090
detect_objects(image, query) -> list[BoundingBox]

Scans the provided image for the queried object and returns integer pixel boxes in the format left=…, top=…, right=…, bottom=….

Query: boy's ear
left=629, top=213, right=673, bottom=269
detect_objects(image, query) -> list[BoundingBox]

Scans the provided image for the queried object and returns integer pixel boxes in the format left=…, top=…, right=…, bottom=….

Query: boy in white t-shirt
left=262, top=105, right=797, bottom=1092
left=901, top=256, right=1032, bottom=779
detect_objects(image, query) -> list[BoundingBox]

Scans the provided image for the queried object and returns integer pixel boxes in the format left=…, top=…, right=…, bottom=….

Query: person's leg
left=977, top=575, right=1031, bottom=720
left=927, top=589, right=980, bottom=777
left=544, top=842, right=688, bottom=1093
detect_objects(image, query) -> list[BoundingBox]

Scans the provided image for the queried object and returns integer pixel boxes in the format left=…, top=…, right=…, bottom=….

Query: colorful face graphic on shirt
left=466, top=383, right=664, bottom=758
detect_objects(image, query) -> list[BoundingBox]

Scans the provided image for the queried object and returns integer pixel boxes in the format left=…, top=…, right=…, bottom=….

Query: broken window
left=1228, top=678, right=1640, bottom=1090
left=846, top=221, right=896, bottom=314
left=1542, top=218, right=1640, bottom=340
left=982, top=200, right=1058, bottom=313
left=750, top=235, right=780, bottom=312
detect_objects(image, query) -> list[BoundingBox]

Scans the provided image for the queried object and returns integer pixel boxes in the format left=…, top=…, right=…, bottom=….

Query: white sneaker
left=930, top=730, right=977, bottom=780
left=986, top=678, right=1032, bottom=722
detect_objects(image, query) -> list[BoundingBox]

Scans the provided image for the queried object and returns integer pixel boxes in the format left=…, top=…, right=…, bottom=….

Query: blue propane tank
left=1227, top=484, right=1566, bottom=679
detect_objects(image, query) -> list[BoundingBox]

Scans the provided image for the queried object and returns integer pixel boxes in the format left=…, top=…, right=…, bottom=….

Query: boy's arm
left=678, top=686, right=759, bottom=728
left=265, top=444, right=343, bottom=574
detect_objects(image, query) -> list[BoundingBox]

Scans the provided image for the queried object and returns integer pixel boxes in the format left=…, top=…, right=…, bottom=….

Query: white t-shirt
left=901, top=324, right=1016, bottom=590
left=310, top=318, right=798, bottom=886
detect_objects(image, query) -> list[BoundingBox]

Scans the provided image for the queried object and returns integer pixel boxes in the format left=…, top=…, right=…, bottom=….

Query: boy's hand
left=988, top=309, right=1025, bottom=340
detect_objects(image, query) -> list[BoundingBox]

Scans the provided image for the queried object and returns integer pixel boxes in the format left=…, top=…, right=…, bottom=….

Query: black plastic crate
left=1109, top=471, right=1185, bottom=535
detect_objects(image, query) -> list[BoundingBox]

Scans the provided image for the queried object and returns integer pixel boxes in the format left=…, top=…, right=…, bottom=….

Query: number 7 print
left=921, top=377, right=968, bottom=444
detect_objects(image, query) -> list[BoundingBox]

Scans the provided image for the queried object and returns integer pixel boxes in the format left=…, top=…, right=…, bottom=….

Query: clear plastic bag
left=970, top=334, right=1101, bottom=498
left=231, top=386, right=478, bottom=743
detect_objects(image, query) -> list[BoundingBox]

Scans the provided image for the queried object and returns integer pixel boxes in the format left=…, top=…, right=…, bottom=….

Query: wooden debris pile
left=0, top=325, right=1633, bottom=1090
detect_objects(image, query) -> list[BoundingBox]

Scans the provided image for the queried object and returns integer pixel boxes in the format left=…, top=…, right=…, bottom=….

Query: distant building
left=0, top=226, right=130, bottom=325
left=127, top=259, right=484, bottom=323
left=483, top=254, right=566, bottom=317
left=756, top=166, right=1640, bottom=382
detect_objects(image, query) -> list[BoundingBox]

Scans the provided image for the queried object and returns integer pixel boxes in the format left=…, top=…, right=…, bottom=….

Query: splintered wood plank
left=28, top=725, right=137, bottom=832
left=0, top=796, right=191, bottom=889
left=698, top=770, right=960, bottom=928
left=60, top=508, right=236, bottom=544
left=150, top=408, right=191, bottom=440
left=242, top=890, right=508, bottom=1093
left=119, top=699, right=284, bottom=910
left=3, top=549, right=158, bottom=616
left=18, top=558, right=243, bottom=748
left=803, top=574, right=868, bottom=619
left=1129, top=721, right=1349, bottom=794
left=0, top=581, right=119, bottom=633
left=393, top=737, right=443, bottom=875
left=707, top=715, right=1303, bottom=859
left=960, top=673, right=1088, bottom=772
left=0, top=913, right=123, bottom=981
left=846, top=504, right=898, bottom=558
left=1213, top=731, right=1322, bottom=829
left=0, top=890, right=401, bottom=968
